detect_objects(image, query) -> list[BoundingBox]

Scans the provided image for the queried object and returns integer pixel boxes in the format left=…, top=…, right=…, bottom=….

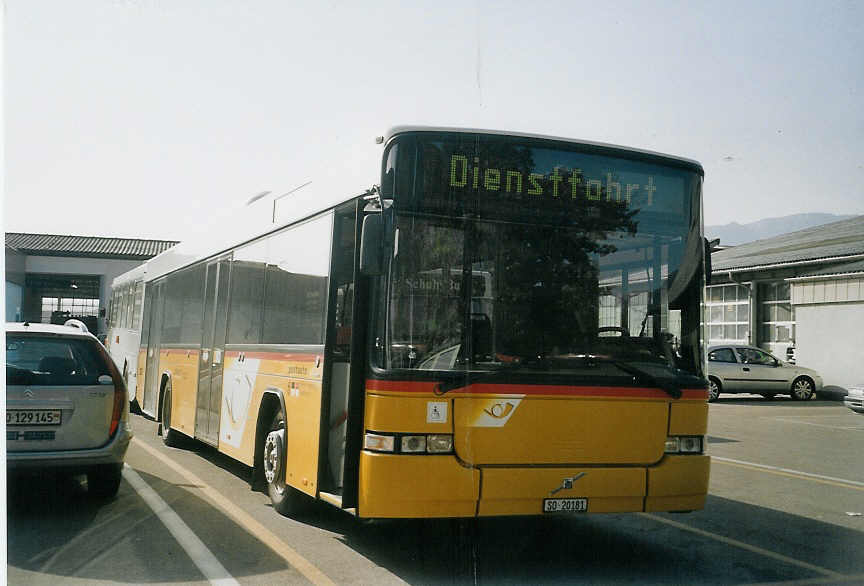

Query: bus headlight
left=364, top=433, right=395, bottom=452
left=665, top=436, right=704, bottom=454
left=364, top=432, right=453, bottom=454
left=427, top=434, right=453, bottom=453
left=401, top=435, right=427, bottom=453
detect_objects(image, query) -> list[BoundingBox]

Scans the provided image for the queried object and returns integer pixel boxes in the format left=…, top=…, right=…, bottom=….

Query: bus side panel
left=218, top=350, right=325, bottom=496
left=283, top=376, right=323, bottom=497
left=136, top=347, right=147, bottom=403
left=106, top=327, right=139, bottom=398
left=160, top=348, right=200, bottom=437
left=216, top=354, right=255, bottom=466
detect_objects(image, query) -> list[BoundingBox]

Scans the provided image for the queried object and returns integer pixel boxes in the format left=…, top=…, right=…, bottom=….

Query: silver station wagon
left=6, top=322, right=132, bottom=497
left=706, top=344, right=823, bottom=402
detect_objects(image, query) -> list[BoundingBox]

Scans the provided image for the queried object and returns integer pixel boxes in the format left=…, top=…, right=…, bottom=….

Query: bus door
left=321, top=203, right=363, bottom=500
left=195, top=256, right=231, bottom=447
left=141, top=280, right=166, bottom=417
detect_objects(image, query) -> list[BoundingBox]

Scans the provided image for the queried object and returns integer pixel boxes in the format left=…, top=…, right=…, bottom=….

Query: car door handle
left=742, top=367, right=750, bottom=372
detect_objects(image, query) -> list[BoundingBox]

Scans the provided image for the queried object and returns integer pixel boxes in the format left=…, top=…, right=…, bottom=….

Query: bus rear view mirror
left=360, top=213, right=384, bottom=276
left=705, top=238, right=717, bottom=286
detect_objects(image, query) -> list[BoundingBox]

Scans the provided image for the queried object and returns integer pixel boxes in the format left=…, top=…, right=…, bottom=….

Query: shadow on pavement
left=7, top=468, right=296, bottom=583
left=714, top=396, right=845, bottom=407
left=329, top=495, right=864, bottom=585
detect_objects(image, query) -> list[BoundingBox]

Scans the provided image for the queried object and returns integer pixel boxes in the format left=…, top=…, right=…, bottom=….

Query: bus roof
left=135, top=177, right=374, bottom=285
left=111, top=261, right=148, bottom=289
left=384, top=126, right=704, bottom=175
left=113, top=125, right=703, bottom=288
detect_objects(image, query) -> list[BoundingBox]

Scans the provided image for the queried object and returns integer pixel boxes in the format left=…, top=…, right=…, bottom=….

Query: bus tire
left=161, top=385, right=183, bottom=448
left=264, top=409, right=308, bottom=516
left=130, top=398, right=143, bottom=415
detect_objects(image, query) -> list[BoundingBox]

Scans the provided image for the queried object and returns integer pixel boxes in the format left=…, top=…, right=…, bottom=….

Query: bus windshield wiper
left=433, top=357, right=548, bottom=395
left=585, top=355, right=683, bottom=399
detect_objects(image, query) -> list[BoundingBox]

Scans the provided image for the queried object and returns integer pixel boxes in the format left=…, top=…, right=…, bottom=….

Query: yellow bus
left=110, top=126, right=710, bottom=518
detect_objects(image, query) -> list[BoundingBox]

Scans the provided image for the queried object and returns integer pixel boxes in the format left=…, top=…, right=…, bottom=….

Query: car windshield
left=6, top=335, right=110, bottom=386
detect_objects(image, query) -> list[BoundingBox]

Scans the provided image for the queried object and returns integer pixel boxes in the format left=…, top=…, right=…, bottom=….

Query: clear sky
left=4, top=0, right=863, bottom=240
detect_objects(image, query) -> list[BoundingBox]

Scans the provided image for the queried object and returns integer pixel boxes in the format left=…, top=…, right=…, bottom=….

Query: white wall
left=794, top=301, right=864, bottom=393
left=6, top=281, right=23, bottom=321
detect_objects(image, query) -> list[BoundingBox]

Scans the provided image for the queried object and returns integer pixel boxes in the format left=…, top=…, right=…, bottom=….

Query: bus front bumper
left=357, top=452, right=710, bottom=518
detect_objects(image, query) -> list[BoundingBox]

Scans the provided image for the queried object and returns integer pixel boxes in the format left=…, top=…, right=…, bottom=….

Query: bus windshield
left=378, top=132, right=705, bottom=381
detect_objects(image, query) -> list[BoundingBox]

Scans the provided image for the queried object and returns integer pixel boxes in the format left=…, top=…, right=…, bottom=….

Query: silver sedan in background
left=844, top=384, right=864, bottom=414
left=707, top=344, right=823, bottom=402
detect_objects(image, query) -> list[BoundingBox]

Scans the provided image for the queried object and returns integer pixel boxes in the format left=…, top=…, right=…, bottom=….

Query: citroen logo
left=550, top=472, right=587, bottom=495
left=24, top=389, right=35, bottom=399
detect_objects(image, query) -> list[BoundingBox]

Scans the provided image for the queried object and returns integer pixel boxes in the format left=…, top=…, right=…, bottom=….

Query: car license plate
left=6, top=410, right=62, bottom=426
left=543, top=498, right=588, bottom=513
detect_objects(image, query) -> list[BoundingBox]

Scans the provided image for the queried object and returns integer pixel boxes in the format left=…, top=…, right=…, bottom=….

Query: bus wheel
left=161, top=385, right=183, bottom=447
left=264, top=410, right=307, bottom=516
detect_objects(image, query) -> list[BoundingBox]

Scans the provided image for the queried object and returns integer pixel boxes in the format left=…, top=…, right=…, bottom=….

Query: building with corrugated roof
left=707, top=215, right=864, bottom=396
left=5, top=233, right=177, bottom=336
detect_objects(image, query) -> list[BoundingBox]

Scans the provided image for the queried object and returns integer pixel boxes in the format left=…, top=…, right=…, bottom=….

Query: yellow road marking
left=133, top=438, right=335, bottom=586
left=641, top=513, right=844, bottom=579
left=713, top=457, right=864, bottom=492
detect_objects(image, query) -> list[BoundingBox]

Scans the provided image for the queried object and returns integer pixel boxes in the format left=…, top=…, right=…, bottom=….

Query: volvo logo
left=550, top=472, right=587, bottom=495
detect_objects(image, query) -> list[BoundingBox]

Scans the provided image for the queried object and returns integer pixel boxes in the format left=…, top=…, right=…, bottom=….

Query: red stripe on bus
left=162, top=349, right=200, bottom=356
left=223, top=351, right=319, bottom=362
left=366, top=379, right=707, bottom=400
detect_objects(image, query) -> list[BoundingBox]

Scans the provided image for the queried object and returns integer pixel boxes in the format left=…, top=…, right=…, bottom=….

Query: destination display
left=388, top=134, right=699, bottom=230
left=448, top=153, right=659, bottom=208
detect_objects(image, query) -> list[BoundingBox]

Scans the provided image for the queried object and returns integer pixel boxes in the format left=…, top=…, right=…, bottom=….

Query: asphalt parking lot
left=7, top=396, right=864, bottom=585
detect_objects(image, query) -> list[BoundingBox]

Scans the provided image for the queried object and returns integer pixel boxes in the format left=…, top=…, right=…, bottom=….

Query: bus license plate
left=6, top=410, right=62, bottom=426
left=543, top=498, right=588, bottom=513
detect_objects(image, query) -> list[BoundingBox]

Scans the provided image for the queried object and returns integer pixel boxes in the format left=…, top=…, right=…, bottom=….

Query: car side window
left=737, top=348, right=775, bottom=365
left=708, top=348, right=736, bottom=363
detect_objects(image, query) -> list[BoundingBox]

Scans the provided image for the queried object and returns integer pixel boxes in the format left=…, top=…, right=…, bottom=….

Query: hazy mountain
left=706, top=213, right=858, bottom=246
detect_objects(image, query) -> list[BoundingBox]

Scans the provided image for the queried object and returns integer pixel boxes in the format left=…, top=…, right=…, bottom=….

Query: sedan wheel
left=790, top=377, right=814, bottom=401
left=708, top=378, right=721, bottom=402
